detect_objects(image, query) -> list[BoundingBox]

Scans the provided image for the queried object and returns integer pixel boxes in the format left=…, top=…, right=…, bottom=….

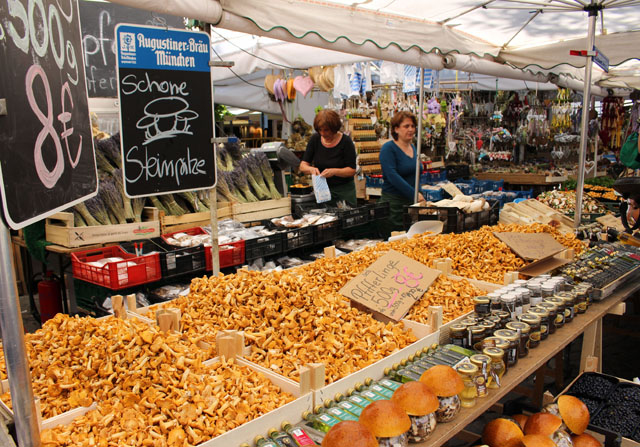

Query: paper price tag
left=339, top=250, right=440, bottom=321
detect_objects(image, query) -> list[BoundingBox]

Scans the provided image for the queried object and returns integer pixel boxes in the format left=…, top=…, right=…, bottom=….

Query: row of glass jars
left=451, top=280, right=594, bottom=369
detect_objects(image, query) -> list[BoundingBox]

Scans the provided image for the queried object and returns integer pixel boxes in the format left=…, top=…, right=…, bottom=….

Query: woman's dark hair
left=390, top=111, right=417, bottom=140
left=630, top=194, right=640, bottom=206
left=313, top=109, right=342, bottom=133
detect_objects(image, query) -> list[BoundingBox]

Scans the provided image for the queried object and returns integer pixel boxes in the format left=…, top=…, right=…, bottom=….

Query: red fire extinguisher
left=37, top=271, right=63, bottom=324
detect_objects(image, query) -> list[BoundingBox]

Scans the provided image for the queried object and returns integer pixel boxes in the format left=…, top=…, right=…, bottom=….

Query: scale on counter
left=249, top=141, right=290, bottom=196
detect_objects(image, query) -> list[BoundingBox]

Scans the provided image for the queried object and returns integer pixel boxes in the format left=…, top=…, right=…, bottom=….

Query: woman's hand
left=300, top=161, right=320, bottom=176
left=320, top=168, right=337, bottom=178
left=418, top=193, right=426, bottom=204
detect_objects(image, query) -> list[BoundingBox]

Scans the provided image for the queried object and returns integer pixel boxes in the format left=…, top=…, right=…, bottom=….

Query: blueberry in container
left=591, top=404, right=640, bottom=439
left=608, top=383, right=640, bottom=413
left=566, top=372, right=618, bottom=400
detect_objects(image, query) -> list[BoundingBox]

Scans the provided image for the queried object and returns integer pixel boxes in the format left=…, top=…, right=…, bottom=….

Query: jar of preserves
left=469, top=354, right=490, bottom=398
left=556, top=292, right=575, bottom=322
left=484, top=314, right=501, bottom=327
left=488, top=293, right=502, bottom=311
left=515, top=287, right=532, bottom=312
left=492, top=310, right=511, bottom=328
left=492, top=338, right=511, bottom=373
left=479, top=320, right=496, bottom=335
left=483, top=347, right=506, bottom=389
left=541, top=283, right=555, bottom=298
left=537, top=302, right=558, bottom=334
left=505, top=321, right=531, bottom=358
left=574, top=290, right=587, bottom=314
left=449, top=323, right=467, bottom=347
left=519, top=313, right=541, bottom=348
left=474, top=296, right=491, bottom=317
left=456, top=363, right=479, bottom=408
left=501, top=294, right=517, bottom=319
left=543, top=298, right=565, bottom=329
left=494, top=329, right=519, bottom=367
left=529, top=307, right=551, bottom=340
left=467, top=325, right=485, bottom=348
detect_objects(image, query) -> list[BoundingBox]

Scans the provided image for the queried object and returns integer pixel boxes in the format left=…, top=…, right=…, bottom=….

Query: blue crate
left=475, top=180, right=492, bottom=193
left=485, top=180, right=505, bottom=191
left=454, top=183, right=474, bottom=196
left=517, top=189, right=534, bottom=199
left=420, top=186, right=444, bottom=201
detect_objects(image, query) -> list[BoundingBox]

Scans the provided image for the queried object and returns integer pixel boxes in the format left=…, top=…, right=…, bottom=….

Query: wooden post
left=111, top=295, right=126, bottom=319
left=428, top=306, right=443, bottom=333
left=125, top=294, right=137, bottom=314
left=298, top=366, right=312, bottom=396
left=308, top=363, right=325, bottom=390
left=580, top=319, right=603, bottom=373
left=323, top=246, right=336, bottom=259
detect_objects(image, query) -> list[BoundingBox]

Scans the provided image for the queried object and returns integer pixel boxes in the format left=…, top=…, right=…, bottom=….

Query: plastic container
left=71, top=245, right=161, bottom=290
left=281, top=226, right=315, bottom=251
left=121, top=238, right=205, bottom=279
left=327, top=206, right=370, bottom=229
left=162, top=227, right=245, bottom=270
left=369, top=201, right=391, bottom=220
left=313, top=219, right=341, bottom=245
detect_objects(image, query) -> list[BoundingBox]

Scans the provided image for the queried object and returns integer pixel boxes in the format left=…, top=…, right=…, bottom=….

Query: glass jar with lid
left=505, top=321, right=531, bottom=358
left=543, top=298, right=565, bottom=329
left=474, top=296, right=491, bottom=318
left=515, top=288, right=531, bottom=311
left=484, top=315, right=501, bottom=327
left=556, top=292, right=575, bottom=322
left=467, top=325, right=486, bottom=349
left=501, top=294, right=517, bottom=319
left=483, top=347, right=506, bottom=389
left=449, top=323, right=467, bottom=347
left=513, top=279, right=528, bottom=287
left=488, top=293, right=502, bottom=311
left=513, top=290, right=524, bottom=317
left=456, top=363, right=479, bottom=408
left=541, top=283, right=555, bottom=298
left=494, top=329, right=519, bottom=367
left=574, top=289, right=588, bottom=314
left=492, top=310, right=511, bottom=328
left=519, top=313, right=541, bottom=348
left=537, top=302, right=558, bottom=334
left=527, top=283, right=542, bottom=307
left=469, top=354, right=490, bottom=398
left=529, top=307, right=550, bottom=340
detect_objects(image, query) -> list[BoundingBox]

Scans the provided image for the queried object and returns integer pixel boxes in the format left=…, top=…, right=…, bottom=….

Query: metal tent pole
left=574, top=8, right=598, bottom=228
left=0, top=224, right=40, bottom=446
left=414, top=67, right=425, bottom=203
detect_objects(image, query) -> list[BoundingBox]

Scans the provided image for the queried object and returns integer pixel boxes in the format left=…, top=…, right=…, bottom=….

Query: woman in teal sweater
left=378, top=111, right=425, bottom=236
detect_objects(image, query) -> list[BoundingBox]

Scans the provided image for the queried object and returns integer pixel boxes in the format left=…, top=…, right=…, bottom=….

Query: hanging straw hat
left=264, top=74, right=281, bottom=96
left=316, top=66, right=335, bottom=92
left=308, top=66, right=324, bottom=83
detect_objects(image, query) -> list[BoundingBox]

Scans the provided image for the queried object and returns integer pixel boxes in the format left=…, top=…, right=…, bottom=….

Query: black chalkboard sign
left=80, top=0, right=184, bottom=98
left=0, top=0, right=97, bottom=229
left=116, top=24, right=215, bottom=197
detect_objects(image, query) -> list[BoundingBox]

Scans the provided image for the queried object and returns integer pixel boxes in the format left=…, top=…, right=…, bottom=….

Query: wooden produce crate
left=500, top=199, right=575, bottom=234
left=232, top=197, right=291, bottom=223
left=21, top=355, right=313, bottom=447
left=45, top=208, right=160, bottom=248
left=160, top=201, right=233, bottom=234
left=314, top=323, right=439, bottom=404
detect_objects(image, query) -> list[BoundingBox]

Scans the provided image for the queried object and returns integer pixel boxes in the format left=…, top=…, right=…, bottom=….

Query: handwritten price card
left=116, top=24, right=215, bottom=197
left=0, top=0, right=97, bottom=229
left=340, top=250, right=440, bottom=321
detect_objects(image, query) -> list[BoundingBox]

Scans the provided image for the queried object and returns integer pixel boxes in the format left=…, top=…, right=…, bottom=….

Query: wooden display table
left=415, top=280, right=640, bottom=447
left=476, top=172, right=568, bottom=185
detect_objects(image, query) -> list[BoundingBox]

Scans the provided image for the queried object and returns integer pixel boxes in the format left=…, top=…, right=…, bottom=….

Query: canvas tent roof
left=109, top=0, right=640, bottom=91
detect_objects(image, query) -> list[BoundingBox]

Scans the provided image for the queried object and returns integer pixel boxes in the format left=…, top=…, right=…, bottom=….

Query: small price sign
left=339, top=250, right=440, bottom=321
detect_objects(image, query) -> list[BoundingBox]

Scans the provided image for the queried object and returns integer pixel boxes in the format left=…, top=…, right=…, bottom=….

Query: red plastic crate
left=162, top=227, right=245, bottom=271
left=71, top=246, right=161, bottom=290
